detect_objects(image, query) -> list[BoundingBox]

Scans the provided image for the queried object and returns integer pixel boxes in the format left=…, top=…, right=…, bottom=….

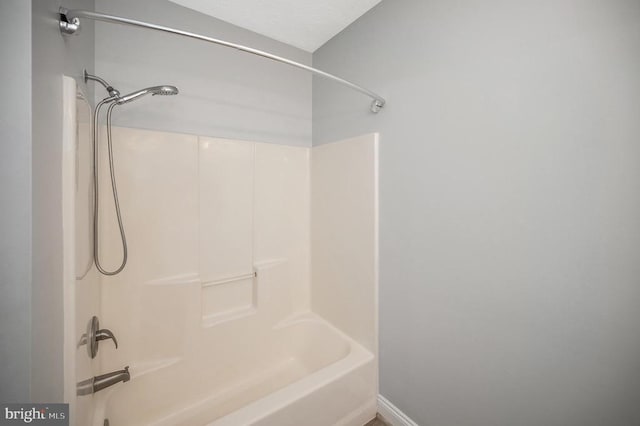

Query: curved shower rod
left=59, top=8, right=386, bottom=113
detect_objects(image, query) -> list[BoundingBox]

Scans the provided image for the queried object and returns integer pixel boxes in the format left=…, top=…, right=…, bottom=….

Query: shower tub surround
left=64, top=90, right=379, bottom=426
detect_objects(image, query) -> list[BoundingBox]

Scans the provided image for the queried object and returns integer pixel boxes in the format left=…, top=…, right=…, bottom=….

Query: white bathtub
left=94, top=314, right=376, bottom=426
left=69, top=125, right=380, bottom=426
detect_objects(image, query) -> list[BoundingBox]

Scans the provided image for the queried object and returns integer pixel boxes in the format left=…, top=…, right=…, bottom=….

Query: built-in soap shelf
left=201, top=270, right=258, bottom=328
left=200, top=260, right=288, bottom=328
left=201, top=271, right=257, bottom=287
left=144, top=273, right=200, bottom=286
left=141, top=260, right=288, bottom=329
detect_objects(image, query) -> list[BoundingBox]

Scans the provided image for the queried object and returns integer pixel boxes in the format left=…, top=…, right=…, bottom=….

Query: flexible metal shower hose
left=92, top=97, right=128, bottom=275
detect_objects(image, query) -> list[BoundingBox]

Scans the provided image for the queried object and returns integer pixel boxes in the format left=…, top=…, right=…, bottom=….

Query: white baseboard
left=377, top=395, right=419, bottom=426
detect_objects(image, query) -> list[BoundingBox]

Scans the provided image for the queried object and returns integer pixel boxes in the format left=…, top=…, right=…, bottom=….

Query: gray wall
left=31, top=0, right=95, bottom=402
left=313, top=1, right=640, bottom=425
left=95, top=0, right=312, bottom=147
left=0, top=0, right=32, bottom=403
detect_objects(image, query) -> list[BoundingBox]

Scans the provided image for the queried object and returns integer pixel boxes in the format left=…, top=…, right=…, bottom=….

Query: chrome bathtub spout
left=93, top=366, right=130, bottom=393
left=77, top=366, right=130, bottom=396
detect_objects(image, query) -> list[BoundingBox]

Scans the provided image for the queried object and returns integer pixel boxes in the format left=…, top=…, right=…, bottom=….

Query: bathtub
left=94, top=314, right=376, bottom=426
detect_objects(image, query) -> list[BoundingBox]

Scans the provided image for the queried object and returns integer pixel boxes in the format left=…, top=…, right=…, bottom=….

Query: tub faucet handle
left=78, top=316, right=120, bottom=358
left=96, top=328, right=118, bottom=349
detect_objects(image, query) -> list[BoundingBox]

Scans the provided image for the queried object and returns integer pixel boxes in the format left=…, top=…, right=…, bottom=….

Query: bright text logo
left=1, top=404, right=68, bottom=425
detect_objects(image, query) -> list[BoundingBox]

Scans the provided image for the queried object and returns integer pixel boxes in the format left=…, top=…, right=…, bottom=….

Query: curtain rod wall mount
left=59, top=8, right=386, bottom=113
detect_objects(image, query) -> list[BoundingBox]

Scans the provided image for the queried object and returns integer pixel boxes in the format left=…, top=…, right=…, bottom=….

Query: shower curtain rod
left=59, top=8, right=386, bottom=113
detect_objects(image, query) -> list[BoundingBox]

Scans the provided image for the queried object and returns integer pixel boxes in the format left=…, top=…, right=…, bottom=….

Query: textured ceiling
left=167, top=0, right=382, bottom=52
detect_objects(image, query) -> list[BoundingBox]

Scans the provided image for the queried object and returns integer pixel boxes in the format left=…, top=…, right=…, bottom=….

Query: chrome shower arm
left=85, top=70, right=120, bottom=98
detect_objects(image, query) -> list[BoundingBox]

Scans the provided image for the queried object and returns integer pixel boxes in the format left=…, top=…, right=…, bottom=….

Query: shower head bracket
left=84, top=70, right=121, bottom=98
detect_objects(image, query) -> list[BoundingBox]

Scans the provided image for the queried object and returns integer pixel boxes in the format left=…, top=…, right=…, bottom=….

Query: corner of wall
left=30, top=0, right=96, bottom=402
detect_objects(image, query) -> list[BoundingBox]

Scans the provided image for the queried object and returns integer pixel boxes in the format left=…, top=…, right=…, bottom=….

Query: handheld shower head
left=90, top=78, right=178, bottom=276
left=116, top=85, right=179, bottom=104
